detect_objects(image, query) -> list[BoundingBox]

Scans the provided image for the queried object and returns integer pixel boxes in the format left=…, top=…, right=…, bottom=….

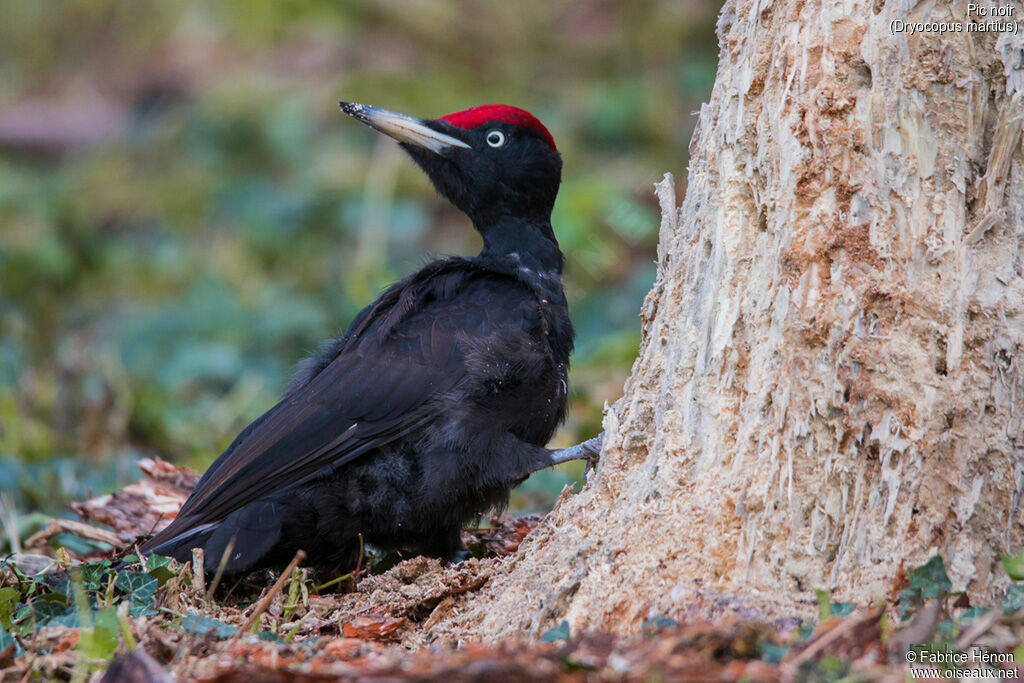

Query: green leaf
left=0, top=627, right=18, bottom=655
left=831, top=601, right=855, bottom=616
left=760, top=642, right=788, bottom=664
left=805, top=653, right=849, bottom=679
left=12, top=604, right=31, bottom=625
left=145, top=554, right=177, bottom=585
left=182, top=614, right=237, bottom=639
left=44, top=612, right=80, bottom=628
left=815, top=588, right=832, bottom=621
left=32, top=599, right=73, bottom=624
left=641, top=615, right=678, bottom=633
left=0, top=587, right=19, bottom=630
left=811, top=591, right=854, bottom=621
left=796, top=620, right=815, bottom=640
left=540, top=620, right=570, bottom=643
left=962, top=606, right=990, bottom=620
left=560, top=654, right=596, bottom=672
left=77, top=607, right=119, bottom=662
left=1003, top=549, right=1024, bottom=581
left=80, top=560, right=113, bottom=590
left=115, top=571, right=158, bottom=615
left=1004, top=584, right=1024, bottom=613
left=902, top=555, right=952, bottom=603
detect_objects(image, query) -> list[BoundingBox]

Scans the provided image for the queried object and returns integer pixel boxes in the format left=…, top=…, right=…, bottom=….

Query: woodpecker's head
left=340, top=102, right=561, bottom=226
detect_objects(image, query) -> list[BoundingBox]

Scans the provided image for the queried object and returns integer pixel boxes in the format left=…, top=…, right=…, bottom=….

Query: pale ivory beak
left=339, top=102, right=471, bottom=154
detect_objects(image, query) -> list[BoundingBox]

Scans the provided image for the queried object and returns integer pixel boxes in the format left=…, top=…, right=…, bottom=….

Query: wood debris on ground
left=4, top=460, right=1024, bottom=681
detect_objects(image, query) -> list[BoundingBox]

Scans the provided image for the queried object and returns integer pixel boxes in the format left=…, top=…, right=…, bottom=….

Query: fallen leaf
left=341, top=615, right=406, bottom=641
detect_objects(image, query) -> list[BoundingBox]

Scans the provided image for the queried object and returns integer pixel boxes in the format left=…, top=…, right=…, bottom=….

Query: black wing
left=142, top=263, right=535, bottom=551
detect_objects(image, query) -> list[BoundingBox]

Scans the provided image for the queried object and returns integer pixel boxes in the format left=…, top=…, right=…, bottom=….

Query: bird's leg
left=544, top=433, right=603, bottom=473
left=446, top=548, right=472, bottom=565
left=422, top=526, right=470, bottom=565
left=480, top=432, right=604, bottom=484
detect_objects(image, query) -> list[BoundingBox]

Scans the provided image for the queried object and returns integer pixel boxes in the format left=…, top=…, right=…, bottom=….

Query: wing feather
left=142, top=265, right=534, bottom=553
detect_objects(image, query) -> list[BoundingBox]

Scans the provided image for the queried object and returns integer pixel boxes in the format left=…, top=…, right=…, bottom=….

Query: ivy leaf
left=813, top=588, right=856, bottom=619
left=44, top=612, right=80, bottom=628
left=145, top=554, right=177, bottom=585
left=0, top=587, right=19, bottom=630
left=115, top=571, right=158, bottom=615
left=761, top=642, right=788, bottom=664
left=540, top=620, right=570, bottom=643
left=80, top=561, right=113, bottom=591
left=797, top=620, right=816, bottom=640
left=1003, top=584, right=1024, bottom=613
left=900, top=555, right=951, bottom=609
left=12, top=604, right=31, bottom=626
left=32, top=599, right=73, bottom=624
left=831, top=601, right=855, bottom=616
left=36, top=591, right=68, bottom=605
left=0, top=627, right=17, bottom=655
left=960, top=606, right=990, bottom=621
left=182, top=614, right=237, bottom=639
left=641, top=615, right=679, bottom=634
left=1002, top=549, right=1024, bottom=581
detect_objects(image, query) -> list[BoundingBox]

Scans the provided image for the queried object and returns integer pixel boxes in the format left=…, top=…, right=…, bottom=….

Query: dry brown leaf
left=70, top=457, right=197, bottom=541
left=341, top=615, right=407, bottom=641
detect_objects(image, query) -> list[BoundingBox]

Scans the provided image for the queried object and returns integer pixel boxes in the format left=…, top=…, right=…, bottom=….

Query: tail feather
left=139, top=501, right=284, bottom=574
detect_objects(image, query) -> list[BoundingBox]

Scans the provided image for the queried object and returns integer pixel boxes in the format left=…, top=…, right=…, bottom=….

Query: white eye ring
left=485, top=130, right=506, bottom=148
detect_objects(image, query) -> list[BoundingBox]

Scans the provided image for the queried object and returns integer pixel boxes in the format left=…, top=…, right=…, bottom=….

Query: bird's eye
left=485, top=130, right=506, bottom=148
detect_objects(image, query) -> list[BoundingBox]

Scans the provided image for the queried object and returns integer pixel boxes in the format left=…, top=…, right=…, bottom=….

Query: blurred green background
left=0, top=0, right=719, bottom=528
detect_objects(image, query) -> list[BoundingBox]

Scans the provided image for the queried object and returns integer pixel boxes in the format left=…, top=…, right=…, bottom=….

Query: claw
left=547, top=433, right=603, bottom=473
left=580, top=434, right=603, bottom=476
left=445, top=549, right=472, bottom=565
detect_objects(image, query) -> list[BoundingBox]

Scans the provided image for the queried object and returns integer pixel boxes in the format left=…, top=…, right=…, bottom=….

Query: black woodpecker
left=139, top=103, right=601, bottom=574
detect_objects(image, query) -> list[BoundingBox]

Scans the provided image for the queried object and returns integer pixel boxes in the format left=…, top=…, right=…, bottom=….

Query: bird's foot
left=444, top=549, right=472, bottom=565
left=548, top=434, right=603, bottom=474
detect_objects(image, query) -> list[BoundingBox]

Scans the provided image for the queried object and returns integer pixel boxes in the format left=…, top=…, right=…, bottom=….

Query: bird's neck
left=476, top=216, right=564, bottom=276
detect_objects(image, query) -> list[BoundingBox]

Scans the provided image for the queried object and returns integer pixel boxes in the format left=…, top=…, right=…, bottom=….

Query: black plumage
left=139, top=103, right=599, bottom=574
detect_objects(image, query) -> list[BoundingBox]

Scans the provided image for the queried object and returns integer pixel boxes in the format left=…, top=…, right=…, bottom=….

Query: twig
left=24, top=519, right=125, bottom=550
left=780, top=606, right=882, bottom=677
left=205, top=538, right=234, bottom=600
left=283, top=622, right=303, bottom=643
left=191, top=548, right=205, bottom=594
left=955, top=607, right=1002, bottom=650
left=314, top=534, right=364, bottom=592
left=313, top=570, right=356, bottom=593
left=117, top=601, right=137, bottom=653
left=354, top=534, right=364, bottom=577
left=1, top=494, right=20, bottom=555
left=143, top=514, right=165, bottom=538
left=230, top=550, right=305, bottom=643
left=887, top=599, right=943, bottom=660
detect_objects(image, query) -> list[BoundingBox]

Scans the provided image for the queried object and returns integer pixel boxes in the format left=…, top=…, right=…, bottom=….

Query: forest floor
left=3, top=459, right=1023, bottom=681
